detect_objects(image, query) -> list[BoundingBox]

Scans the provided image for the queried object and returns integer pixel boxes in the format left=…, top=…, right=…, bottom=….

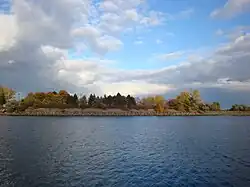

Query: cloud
left=216, top=26, right=250, bottom=40
left=151, top=34, right=250, bottom=90
left=98, top=1, right=165, bottom=35
left=85, top=81, right=173, bottom=97
left=134, top=40, right=143, bottom=45
left=0, top=1, right=250, bottom=105
left=216, top=29, right=224, bottom=36
left=0, top=0, right=165, bottom=96
left=103, top=34, right=250, bottom=97
left=0, top=0, right=85, bottom=92
left=0, top=14, right=17, bottom=50
left=176, top=8, right=194, bottom=19
left=140, top=10, right=166, bottom=26
left=166, top=8, right=194, bottom=20
left=165, top=32, right=175, bottom=37
left=156, top=51, right=184, bottom=61
left=99, top=0, right=119, bottom=12
left=211, top=0, right=250, bottom=18
left=156, top=39, right=163, bottom=44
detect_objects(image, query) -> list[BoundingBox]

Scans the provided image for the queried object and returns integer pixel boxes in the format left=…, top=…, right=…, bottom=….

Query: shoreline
left=1, top=109, right=250, bottom=117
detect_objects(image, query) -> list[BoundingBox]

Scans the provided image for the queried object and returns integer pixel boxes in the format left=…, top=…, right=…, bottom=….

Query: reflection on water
left=0, top=116, right=250, bottom=187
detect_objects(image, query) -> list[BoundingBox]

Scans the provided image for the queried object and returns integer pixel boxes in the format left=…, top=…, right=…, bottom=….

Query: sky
left=0, top=0, right=250, bottom=107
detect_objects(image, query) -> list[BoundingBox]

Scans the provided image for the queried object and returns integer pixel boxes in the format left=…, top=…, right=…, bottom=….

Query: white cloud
left=140, top=11, right=166, bottom=26
left=216, top=29, right=224, bottom=36
left=125, top=9, right=139, bottom=21
left=98, top=0, right=165, bottom=35
left=72, top=25, right=124, bottom=55
left=1, top=0, right=250, bottom=105
left=134, top=40, right=143, bottom=45
left=72, top=25, right=101, bottom=38
left=103, top=33, right=250, bottom=95
left=156, top=39, right=163, bottom=44
left=211, top=0, right=250, bottom=18
left=176, top=8, right=194, bottom=19
left=166, top=8, right=194, bottom=20
left=165, top=32, right=175, bottom=37
left=216, top=26, right=250, bottom=40
left=0, top=14, right=17, bottom=50
left=156, top=51, right=184, bottom=61
left=99, top=1, right=119, bottom=12
left=85, top=81, right=173, bottom=96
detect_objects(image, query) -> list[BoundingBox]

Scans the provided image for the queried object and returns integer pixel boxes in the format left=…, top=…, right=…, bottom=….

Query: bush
left=5, top=101, right=19, bottom=113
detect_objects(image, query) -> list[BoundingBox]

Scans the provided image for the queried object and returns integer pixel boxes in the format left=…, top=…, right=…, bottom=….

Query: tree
left=65, top=94, right=78, bottom=107
left=0, top=86, right=16, bottom=102
left=154, top=95, right=165, bottom=104
left=114, top=92, right=126, bottom=108
left=5, top=101, right=19, bottom=113
left=79, top=95, right=88, bottom=109
left=191, top=89, right=202, bottom=104
left=168, top=99, right=178, bottom=110
left=88, top=94, right=96, bottom=107
left=154, top=103, right=165, bottom=113
left=141, top=97, right=153, bottom=109
left=19, top=93, right=35, bottom=111
left=106, top=95, right=113, bottom=107
left=230, top=104, right=250, bottom=111
left=0, top=88, right=6, bottom=105
left=126, top=95, right=136, bottom=109
left=59, top=90, right=69, bottom=104
left=176, top=92, right=191, bottom=111
left=211, top=102, right=221, bottom=111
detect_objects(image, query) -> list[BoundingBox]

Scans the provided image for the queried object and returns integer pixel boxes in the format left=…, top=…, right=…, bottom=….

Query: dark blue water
left=0, top=116, right=250, bottom=187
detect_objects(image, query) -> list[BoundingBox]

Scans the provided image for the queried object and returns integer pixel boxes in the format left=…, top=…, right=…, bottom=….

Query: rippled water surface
left=0, top=116, right=250, bottom=187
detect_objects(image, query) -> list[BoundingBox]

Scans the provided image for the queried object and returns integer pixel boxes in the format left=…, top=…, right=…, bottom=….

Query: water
left=0, top=116, right=250, bottom=187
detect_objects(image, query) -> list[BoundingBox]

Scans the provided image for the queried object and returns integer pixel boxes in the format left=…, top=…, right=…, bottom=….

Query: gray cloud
left=99, top=34, right=250, bottom=104
left=211, top=0, right=250, bottom=19
left=0, top=0, right=85, bottom=92
left=0, top=0, right=250, bottom=106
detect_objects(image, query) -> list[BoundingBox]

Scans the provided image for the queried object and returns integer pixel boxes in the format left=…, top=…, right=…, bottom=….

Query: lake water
left=0, top=116, right=250, bottom=187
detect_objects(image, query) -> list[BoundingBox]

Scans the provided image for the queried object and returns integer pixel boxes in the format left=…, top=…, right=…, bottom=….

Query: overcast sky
left=0, top=0, right=250, bottom=107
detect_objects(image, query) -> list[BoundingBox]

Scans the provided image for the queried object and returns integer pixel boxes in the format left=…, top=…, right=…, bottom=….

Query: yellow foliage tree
left=155, top=103, right=165, bottom=113
left=0, top=85, right=16, bottom=102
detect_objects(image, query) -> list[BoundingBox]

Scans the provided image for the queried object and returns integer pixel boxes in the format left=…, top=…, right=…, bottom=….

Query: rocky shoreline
left=1, top=108, right=250, bottom=116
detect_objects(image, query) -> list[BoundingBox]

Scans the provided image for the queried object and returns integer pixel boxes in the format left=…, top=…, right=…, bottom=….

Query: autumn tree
left=141, top=95, right=165, bottom=110
left=191, top=90, right=202, bottom=104
left=176, top=92, right=192, bottom=111
left=168, top=99, right=179, bottom=110
left=154, top=103, right=164, bottom=113
left=141, top=96, right=155, bottom=109
left=0, top=86, right=16, bottom=102
left=58, top=90, right=70, bottom=104
left=210, top=102, right=221, bottom=111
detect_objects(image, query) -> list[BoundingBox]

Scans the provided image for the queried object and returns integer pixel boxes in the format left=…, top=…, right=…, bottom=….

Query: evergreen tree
left=88, top=94, right=96, bottom=107
left=0, top=88, right=6, bottom=105
left=79, top=95, right=87, bottom=108
left=73, top=94, right=78, bottom=104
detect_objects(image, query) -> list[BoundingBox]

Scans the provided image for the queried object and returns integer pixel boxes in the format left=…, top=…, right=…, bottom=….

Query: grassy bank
left=1, top=108, right=250, bottom=116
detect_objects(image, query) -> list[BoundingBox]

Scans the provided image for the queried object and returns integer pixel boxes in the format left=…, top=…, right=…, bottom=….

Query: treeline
left=18, top=91, right=137, bottom=111
left=1, top=85, right=250, bottom=113
left=230, top=104, right=250, bottom=111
